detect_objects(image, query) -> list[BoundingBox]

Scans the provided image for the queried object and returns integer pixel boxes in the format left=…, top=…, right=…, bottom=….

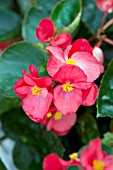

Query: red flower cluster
left=43, top=138, right=113, bottom=170
left=14, top=18, right=104, bottom=136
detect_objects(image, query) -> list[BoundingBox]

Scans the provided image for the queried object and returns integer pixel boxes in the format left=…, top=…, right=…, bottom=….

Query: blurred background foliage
left=0, top=0, right=113, bottom=169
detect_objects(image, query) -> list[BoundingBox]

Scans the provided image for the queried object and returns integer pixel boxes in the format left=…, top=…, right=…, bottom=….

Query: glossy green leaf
left=0, top=9, right=21, bottom=42
left=0, top=41, right=49, bottom=97
left=0, top=0, right=13, bottom=9
left=102, top=144, right=113, bottom=155
left=0, top=159, right=7, bottom=170
left=51, top=0, right=82, bottom=35
left=102, top=132, right=113, bottom=148
left=76, top=113, right=99, bottom=144
left=67, top=165, right=79, bottom=170
left=82, top=0, right=103, bottom=34
left=0, top=94, right=20, bottom=116
left=97, top=60, right=113, bottom=118
left=22, top=6, right=48, bottom=43
left=17, top=0, right=31, bottom=14
left=1, top=108, right=65, bottom=170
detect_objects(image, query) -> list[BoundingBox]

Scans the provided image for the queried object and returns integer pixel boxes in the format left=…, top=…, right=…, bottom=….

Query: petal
left=14, top=78, right=28, bottom=99
left=81, top=138, right=104, bottom=168
left=103, top=156, right=113, bottom=167
left=64, top=45, right=72, bottom=60
left=53, top=85, right=82, bottom=115
left=46, top=46, right=65, bottom=62
left=68, top=38, right=93, bottom=57
left=28, top=64, right=38, bottom=77
left=53, top=65, right=87, bottom=84
left=23, top=72, right=36, bottom=86
left=35, top=77, right=52, bottom=88
left=36, top=18, right=54, bottom=42
left=47, top=56, right=64, bottom=77
left=82, top=83, right=98, bottom=106
left=95, top=0, right=113, bottom=12
left=22, top=91, right=53, bottom=122
left=52, top=113, right=77, bottom=136
left=43, top=154, right=67, bottom=170
left=50, top=33, right=72, bottom=48
left=71, top=52, right=102, bottom=82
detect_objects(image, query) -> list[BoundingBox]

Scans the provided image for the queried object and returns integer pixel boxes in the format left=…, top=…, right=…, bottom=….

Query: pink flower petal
left=28, top=64, right=38, bottom=77
left=53, top=65, right=87, bottom=84
left=36, top=18, right=54, bottom=43
left=71, top=52, right=102, bottom=82
left=46, top=46, right=65, bottom=62
left=35, top=77, right=52, bottom=88
left=81, top=138, right=104, bottom=169
left=95, top=0, right=113, bottom=12
left=50, top=33, right=72, bottom=48
left=43, top=154, right=68, bottom=170
left=14, top=78, right=28, bottom=99
left=47, top=56, right=64, bottom=77
left=51, top=113, right=76, bottom=136
left=103, top=156, right=113, bottom=167
left=82, top=83, right=98, bottom=106
left=68, top=38, right=93, bottom=57
left=53, top=85, right=82, bottom=115
left=22, top=91, right=53, bottom=122
left=64, top=45, right=72, bottom=60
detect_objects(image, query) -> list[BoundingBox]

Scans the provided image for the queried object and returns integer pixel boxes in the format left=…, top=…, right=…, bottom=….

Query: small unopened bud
left=93, top=47, right=104, bottom=65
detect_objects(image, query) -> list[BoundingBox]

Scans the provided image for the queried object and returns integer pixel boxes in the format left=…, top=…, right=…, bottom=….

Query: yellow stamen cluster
left=31, top=85, right=41, bottom=96
left=93, top=160, right=104, bottom=170
left=62, top=82, right=73, bottom=92
left=69, top=153, right=78, bottom=160
left=47, top=112, right=52, bottom=118
left=53, top=111, right=62, bottom=120
left=66, top=58, right=76, bottom=65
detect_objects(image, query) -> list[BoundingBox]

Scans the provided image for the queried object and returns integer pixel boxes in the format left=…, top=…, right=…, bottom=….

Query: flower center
left=62, top=82, right=73, bottom=92
left=31, top=85, right=41, bottom=96
left=53, top=111, right=62, bottom=120
left=66, top=58, right=76, bottom=65
left=47, top=112, right=52, bottom=118
left=69, top=153, right=78, bottom=160
left=93, top=160, right=104, bottom=170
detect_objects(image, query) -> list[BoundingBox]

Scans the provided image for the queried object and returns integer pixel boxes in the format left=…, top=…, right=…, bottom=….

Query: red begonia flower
left=47, top=39, right=104, bottom=81
left=43, top=153, right=81, bottom=170
left=36, top=18, right=72, bottom=48
left=14, top=64, right=53, bottom=122
left=81, top=138, right=113, bottom=170
left=82, top=83, right=98, bottom=106
left=95, top=0, right=113, bottom=13
left=50, top=33, right=72, bottom=48
left=41, top=107, right=76, bottom=136
left=52, top=65, right=91, bottom=115
left=36, top=18, right=54, bottom=43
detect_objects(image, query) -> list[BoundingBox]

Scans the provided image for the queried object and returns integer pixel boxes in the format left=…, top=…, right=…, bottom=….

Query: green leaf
left=17, top=0, right=31, bottom=14
left=102, top=132, right=113, bottom=148
left=0, top=9, right=21, bottom=42
left=0, top=159, right=7, bottom=170
left=67, top=165, right=79, bottom=170
left=22, top=6, right=49, bottom=43
left=0, top=41, right=49, bottom=97
left=1, top=108, right=65, bottom=170
left=0, top=0, right=13, bottom=9
left=76, top=113, right=99, bottom=144
left=82, top=0, right=103, bottom=34
left=0, top=94, right=20, bottom=116
left=51, top=0, right=82, bottom=35
left=102, top=144, right=113, bottom=155
left=97, top=60, right=113, bottom=118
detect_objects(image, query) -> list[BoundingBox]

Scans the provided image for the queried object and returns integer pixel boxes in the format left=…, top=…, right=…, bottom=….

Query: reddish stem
left=103, top=18, right=113, bottom=30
